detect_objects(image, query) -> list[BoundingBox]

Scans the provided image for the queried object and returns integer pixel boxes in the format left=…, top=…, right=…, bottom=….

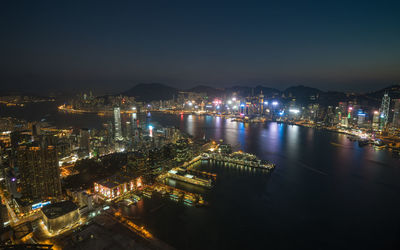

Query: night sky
left=1, top=1, right=399, bottom=94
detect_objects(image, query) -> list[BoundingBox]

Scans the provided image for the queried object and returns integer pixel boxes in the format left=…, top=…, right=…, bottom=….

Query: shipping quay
left=202, top=151, right=276, bottom=170
left=161, top=169, right=212, bottom=188
left=143, top=184, right=206, bottom=207
left=157, top=155, right=216, bottom=188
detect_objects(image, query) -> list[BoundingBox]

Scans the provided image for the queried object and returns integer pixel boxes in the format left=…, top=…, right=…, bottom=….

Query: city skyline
left=1, top=1, right=400, bottom=93
left=1, top=1, right=400, bottom=249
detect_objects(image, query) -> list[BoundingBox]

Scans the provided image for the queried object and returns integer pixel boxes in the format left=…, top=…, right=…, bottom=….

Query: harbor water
left=1, top=103, right=400, bottom=249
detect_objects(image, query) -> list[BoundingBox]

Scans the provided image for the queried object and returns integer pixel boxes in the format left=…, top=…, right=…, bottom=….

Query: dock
left=202, top=152, right=275, bottom=170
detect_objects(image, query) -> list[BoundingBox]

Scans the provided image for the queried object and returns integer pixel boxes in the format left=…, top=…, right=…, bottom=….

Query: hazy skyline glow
left=1, top=1, right=399, bottom=93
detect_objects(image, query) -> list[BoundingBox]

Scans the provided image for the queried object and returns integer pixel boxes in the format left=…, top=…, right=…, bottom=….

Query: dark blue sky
left=1, top=1, right=399, bottom=94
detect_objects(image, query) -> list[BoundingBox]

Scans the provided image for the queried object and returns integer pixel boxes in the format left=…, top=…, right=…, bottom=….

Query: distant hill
left=121, top=83, right=400, bottom=106
left=281, top=85, right=322, bottom=105
left=186, top=85, right=222, bottom=97
left=253, top=85, right=281, bottom=97
left=224, top=85, right=280, bottom=97
left=224, top=86, right=253, bottom=97
left=0, top=90, right=53, bottom=99
left=122, top=83, right=179, bottom=102
left=283, top=85, right=322, bottom=98
left=366, top=84, right=400, bottom=100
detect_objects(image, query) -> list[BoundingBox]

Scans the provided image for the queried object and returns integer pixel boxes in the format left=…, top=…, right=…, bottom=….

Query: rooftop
left=95, top=175, right=133, bottom=189
left=42, top=200, right=79, bottom=219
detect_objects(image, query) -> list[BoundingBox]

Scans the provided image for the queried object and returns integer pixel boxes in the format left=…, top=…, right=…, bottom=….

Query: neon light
left=32, top=201, right=51, bottom=210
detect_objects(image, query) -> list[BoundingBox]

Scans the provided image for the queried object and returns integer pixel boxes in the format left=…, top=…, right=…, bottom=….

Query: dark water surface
left=2, top=103, right=400, bottom=249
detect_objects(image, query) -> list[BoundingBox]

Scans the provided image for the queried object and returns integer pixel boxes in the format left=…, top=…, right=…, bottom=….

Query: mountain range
left=121, top=83, right=400, bottom=106
left=1, top=82, right=399, bottom=107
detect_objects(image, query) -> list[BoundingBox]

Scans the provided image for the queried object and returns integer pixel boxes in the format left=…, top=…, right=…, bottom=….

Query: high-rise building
left=79, top=128, right=90, bottom=155
left=259, top=91, right=264, bottom=114
left=16, top=142, right=62, bottom=200
left=392, top=99, right=400, bottom=128
left=32, top=122, right=41, bottom=137
left=372, top=111, right=380, bottom=131
left=175, top=139, right=191, bottom=163
left=380, top=93, right=390, bottom=129
left=336, top=102, right=347, bottom=124
left=357, top=112, right=366, bottom=127
left=114, top=107, right=123, bottom=141
left=0, top=202, right=9, bottom=229
left=125, top=121, right=132, bottom=140
left=341, top=117, right=349, bottom=127
left=105, top=121, right=113, bottom=146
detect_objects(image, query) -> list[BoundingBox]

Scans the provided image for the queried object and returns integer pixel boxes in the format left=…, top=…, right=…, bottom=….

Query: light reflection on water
left=2, top=105, right=400, bottom=250
left=147, top=113, right=400, bottom=250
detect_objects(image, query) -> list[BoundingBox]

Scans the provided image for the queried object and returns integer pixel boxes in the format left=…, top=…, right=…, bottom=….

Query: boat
left=374, top=145, right=387, bottom=150
left=132, top=194, right=141, bottom=202
left=169, top=191, right=181, bottom=202
left=142, top=190, right=152, bottom=198
left=184, top=200, right=194, bottom=206
left=201, top=153, right=210, bottom=160
left=196, top=197, right=207, bottom=207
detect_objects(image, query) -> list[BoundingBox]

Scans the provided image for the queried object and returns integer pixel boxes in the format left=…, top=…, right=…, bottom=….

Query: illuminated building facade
left=372, top=111, right=380, bottom=131
left=114, top=107, right=123, bottom=141
left=16, top=143, right=62, bottom=200
left=94, top=175, right=142, bottom=199
left=79, top=128, right=90, bottom=156
left=259, top=91, right=264, bottom=114
left=357, top=112, right=366, bottom=127
left=175, top=138, right=191, bottom=163
left=380, top=93, right=390, bottom=129
left=41, top=201, right=80, bottom=234
left=125, top=121, right=132, bottom=140
left=392, top=99, right=400, bottom=128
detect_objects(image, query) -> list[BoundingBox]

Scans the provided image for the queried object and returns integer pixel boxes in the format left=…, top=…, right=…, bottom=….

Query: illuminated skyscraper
left=79, top=128, right=90, bottom=155
left=16, top=142, right=61, bottom=200
left=392, top=99, right=400, bottom=128
left=125, top=121, right=132, bottom=140
left=114, top=107, right=123, bottom=141
left=357, top=112, right=366, bottom=127
left=380, top=93, right=390, bottom=129
left=372, top=111, right=380, bottom=131
left=259, top=91, right=264, bottom=114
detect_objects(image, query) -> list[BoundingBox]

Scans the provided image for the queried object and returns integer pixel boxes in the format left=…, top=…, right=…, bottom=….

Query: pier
left=202, top=152, right=275, bottom=170
left=145, top=184, right=206, bottom=206
left=157, top=154, right=217, bottom=188
left=158, top=170, right=212, bottom=188
left=187, top=169, right=217, bottom=180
